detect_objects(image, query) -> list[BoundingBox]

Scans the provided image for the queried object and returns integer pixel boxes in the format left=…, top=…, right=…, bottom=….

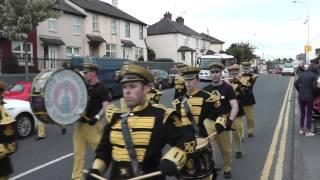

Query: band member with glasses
left=203, top=62, right=238, bottom=179
left=86, top=64, right=195, bottom=180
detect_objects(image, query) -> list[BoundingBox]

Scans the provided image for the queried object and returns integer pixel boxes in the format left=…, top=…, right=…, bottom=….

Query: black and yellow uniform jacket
left=174, top=75, right=186, bottom=99
left=239, top=73, right=257, bottom=105
left=172, top=90, right=220, bottom=137
left=229, top=78, right=246, bottom=117
left=146, top=88, right=162, bottom=104
left=0, top=105, right=17, bottom=177
left=93, top=100, right=195, bottom=179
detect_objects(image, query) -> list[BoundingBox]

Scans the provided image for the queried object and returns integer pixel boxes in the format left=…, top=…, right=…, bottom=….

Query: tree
left=226, top=42, right=256, bottom=64
left=0, top=0, right=60, bottom=79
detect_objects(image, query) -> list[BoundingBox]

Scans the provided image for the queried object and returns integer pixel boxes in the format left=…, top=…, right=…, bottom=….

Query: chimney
left=176, top=16, right=184, bottom=25
left=112, top=0, right=118, bottom=8
left=163, top=11, right=172, bottom=20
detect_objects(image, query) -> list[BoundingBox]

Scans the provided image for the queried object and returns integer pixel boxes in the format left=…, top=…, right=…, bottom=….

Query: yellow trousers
left=37, top=121, right=46, bottom=137
left=243, top=105, right=255, bottom=134
left=37, top=121, right=66, bottom=137
left=204, top=119, right=232, bottom=172
left=232, top=117, right=243, bottom=152
left=72, top=122, right=103, bottom=180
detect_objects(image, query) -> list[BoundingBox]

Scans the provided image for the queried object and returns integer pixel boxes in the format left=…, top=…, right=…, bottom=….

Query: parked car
left=4, top=99, right=38, bottom=138
left=150, top=69, right=170, bottom=90
left=4, top=82, right=32, bottom=101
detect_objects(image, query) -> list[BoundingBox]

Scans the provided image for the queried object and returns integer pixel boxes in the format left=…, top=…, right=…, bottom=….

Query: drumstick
left=198, top=132, right=217, bottom=145
left=128, top=171, right=162, bottom=180
left=83, top=169, right=107, bottom=180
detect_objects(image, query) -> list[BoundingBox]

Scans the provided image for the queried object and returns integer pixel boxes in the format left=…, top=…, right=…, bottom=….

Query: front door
left=48, top=46, right=58, bottom=69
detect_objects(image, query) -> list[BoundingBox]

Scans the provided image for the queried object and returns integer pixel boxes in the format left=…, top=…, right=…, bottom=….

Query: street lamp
left=292, top=0, right=310, bottom=64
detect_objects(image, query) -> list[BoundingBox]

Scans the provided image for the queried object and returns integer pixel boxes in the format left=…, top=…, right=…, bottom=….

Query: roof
left=200, top=33, right=224, bottom=44
left=177, top=46, right=196, bottom=52
left=70, top=0, right=146, bottom=25
left=147, top=18, right=200, bottom=37
left=40, top=36, right=65, bottom=45
left=53, top=1, right=86, bottom=17
left=121, top=40, right=136, bottom=47
left=86, top=34, right=106, bottom=43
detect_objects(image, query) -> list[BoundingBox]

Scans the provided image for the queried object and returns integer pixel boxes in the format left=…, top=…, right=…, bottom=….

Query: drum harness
left=120, top=112, right=143, bottom=176
left=180, top=95, right=200, bottom=137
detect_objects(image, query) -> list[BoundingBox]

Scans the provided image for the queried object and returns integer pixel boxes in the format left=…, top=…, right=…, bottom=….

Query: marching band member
left=172, top=66, right=223, bottom=180
left=0, top=81, right=17, bottom=180
left=227, top=64, right=246, bottom=158
left=240, top=62, right=258, bottom=137
left=72, top=63, right=110, bottom=180
left=203, top=62, right=238, bottom=179
left=174, top=64, right=187, bottom=99
left=86, top=64, right=195, bottom=180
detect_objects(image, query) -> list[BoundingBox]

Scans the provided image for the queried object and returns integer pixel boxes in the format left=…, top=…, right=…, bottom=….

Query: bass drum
left=30, top=69, right=88, bottom=125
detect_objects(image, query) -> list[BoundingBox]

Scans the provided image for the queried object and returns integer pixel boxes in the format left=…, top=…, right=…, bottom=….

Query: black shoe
left=235, top=152, right=242, bottom=159
left=224, top=171, right=232, bottom=179
left=35, top=137, right=45, bottom=141
left=61, top=128, right=66, bottom=135
left=248, top=133, right=254, bottom=137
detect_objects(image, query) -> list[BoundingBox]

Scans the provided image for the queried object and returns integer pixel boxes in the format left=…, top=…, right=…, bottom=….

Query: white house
left=147, top=12, right=224, bottom=66
left=37, top=1, right=86, bottom=69
left=69, top=0, right=148, bottom=61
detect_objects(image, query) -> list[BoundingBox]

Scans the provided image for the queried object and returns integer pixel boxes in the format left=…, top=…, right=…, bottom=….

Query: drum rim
left=31, top=68, right=88, bottom=125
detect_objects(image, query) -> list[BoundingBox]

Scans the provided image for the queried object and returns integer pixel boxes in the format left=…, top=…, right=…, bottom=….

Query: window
left=48, top=18, right=57, bottom=32
left=92, top=14, right=99, bottom=31
left=135, top=47, right=143, bottom=60
left=106, top=44, right=117, bottom=58
left=125, top=21, right=130, bottom=37
left=66, top=47, right=80, bottom=57
left=11, top=41, right=33, bottom=66
left=184, top=36, right=189, bottom=46
left=123, top=47, right=129, bottom=59
left=196, top=39, right=199, bottom=48
left=73, top=17, right=81, bottom=34
left=182, top=52, right=185, bottom=61
left=111, top=19, right=117, bottom=35
left=139, top=25, right=143, bottom=39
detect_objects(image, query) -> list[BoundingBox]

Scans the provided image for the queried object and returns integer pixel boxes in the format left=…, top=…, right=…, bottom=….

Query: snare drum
left=180, top=138, right=215, bottom=179
left=30, top=69, right=88, bottom=125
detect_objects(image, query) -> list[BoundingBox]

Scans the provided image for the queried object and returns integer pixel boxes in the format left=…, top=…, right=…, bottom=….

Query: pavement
left=293, top=86, right=320, bottom=180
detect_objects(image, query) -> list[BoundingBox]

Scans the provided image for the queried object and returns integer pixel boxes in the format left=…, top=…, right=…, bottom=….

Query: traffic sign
left=304, top=45, right=312, bottom=52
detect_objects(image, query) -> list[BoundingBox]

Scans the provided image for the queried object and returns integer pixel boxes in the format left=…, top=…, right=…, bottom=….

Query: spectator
left=294, top=64, right=318, bottom=136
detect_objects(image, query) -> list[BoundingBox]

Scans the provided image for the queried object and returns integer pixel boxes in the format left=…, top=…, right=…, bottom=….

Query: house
left=0, top=29, right=38, bottom=73
left=69, top=0, right=148, bottom=61
left=37, top=0, right=86, bottom=70
left=147, top=12, right=224, bottom=66
left=199, top=33, right=224, bottom=55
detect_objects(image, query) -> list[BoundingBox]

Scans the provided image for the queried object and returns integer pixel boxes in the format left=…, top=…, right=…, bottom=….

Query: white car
left=282, top=64, right=295, bottom=76
left=4, top=99, right=38, bottom=138
left=199, top=69, right=229, bottom=81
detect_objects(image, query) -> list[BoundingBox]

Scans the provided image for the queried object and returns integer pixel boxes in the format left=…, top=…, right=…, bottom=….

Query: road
left=9, top=74, right=295, bottom=180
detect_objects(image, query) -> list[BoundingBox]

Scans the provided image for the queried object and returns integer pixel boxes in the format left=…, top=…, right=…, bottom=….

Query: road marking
left=9, top=153, right=74, bottom=180
left=274, top=77, right=294, bottom=180
left=260, top=78, right=293, bottom=180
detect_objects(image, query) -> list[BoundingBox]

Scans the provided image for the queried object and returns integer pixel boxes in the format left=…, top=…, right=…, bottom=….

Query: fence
left=0, top=56, right=70, bottom=74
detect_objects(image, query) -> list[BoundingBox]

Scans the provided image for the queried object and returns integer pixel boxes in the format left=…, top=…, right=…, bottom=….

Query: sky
left=102, top=0, right=320, bottom=60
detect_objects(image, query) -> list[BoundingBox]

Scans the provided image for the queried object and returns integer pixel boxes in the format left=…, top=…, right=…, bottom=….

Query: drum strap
left=120, top=112, right=142, bottom=176
left=181, top=96, right=200, bottom=136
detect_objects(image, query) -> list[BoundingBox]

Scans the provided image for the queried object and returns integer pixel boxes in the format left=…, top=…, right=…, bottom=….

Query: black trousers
left=0, top=156, right=13, bottom=176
